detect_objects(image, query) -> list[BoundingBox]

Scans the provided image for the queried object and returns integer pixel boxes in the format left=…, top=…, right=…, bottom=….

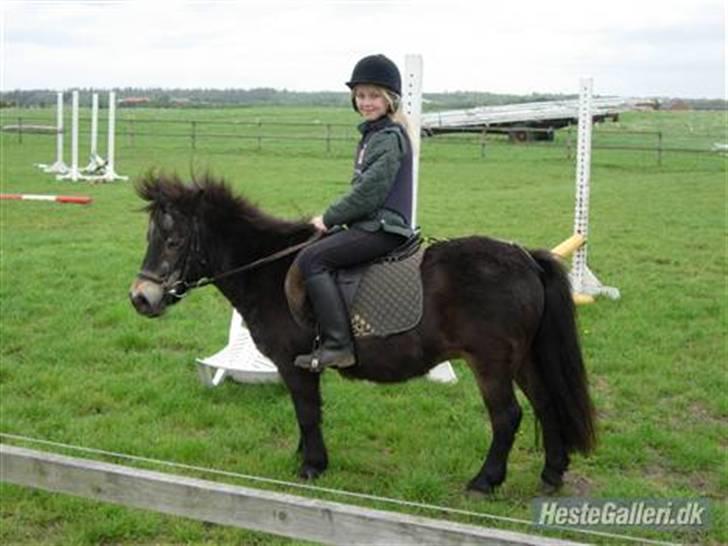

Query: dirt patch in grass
left=564, top=472, right=595, bottom=496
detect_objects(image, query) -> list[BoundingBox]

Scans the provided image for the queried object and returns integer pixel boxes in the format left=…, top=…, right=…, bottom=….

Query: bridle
left=137, top=218, right=322, bottom=299
left=137, top=215, right=206, bottom=298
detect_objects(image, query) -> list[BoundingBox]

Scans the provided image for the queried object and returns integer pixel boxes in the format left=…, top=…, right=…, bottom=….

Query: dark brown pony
left=129, top=173, right=596, bottom=494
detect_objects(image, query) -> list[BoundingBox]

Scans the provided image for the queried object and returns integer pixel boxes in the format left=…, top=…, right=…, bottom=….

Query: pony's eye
left=166, top=237, right=182, bottom=250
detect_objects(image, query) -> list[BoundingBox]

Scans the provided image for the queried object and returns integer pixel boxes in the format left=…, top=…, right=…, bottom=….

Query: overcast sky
left=1, top=0, right=725, bottom=98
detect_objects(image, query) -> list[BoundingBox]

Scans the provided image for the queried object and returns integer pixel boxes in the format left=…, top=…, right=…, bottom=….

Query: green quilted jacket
left=322, top=117, right=414, bottom=238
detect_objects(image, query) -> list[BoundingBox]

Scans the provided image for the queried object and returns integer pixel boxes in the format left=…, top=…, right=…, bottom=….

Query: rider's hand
left=310, top=215, right=327, bottom=232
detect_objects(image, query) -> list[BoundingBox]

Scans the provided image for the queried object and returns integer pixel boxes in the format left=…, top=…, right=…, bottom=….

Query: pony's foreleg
left=466, top=353, right=522, bottom=494
left=516, top=363, right=570, bottom=493
left=281, top=368, right=328, bottom=479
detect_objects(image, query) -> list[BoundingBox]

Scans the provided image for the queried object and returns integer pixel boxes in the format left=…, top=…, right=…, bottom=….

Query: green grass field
left=0, top=107, right=725, bottom=545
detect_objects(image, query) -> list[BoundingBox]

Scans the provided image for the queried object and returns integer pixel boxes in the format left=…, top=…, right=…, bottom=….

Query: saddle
left=286, top=235, right=425, bottom=338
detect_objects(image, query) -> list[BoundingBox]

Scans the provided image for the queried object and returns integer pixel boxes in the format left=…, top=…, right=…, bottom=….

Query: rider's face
left=354, top=85, right=389, bottom=121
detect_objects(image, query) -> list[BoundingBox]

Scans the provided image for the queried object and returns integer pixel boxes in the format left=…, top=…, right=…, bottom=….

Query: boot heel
left=294, top=273, right=357, bottom=371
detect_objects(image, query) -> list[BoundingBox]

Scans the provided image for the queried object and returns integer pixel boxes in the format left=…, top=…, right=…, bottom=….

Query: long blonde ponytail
left=383, top=90, right=414, bottom=143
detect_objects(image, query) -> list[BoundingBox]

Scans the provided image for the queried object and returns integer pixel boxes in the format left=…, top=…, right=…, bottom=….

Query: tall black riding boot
left=294, top=273, right=356, bottom=371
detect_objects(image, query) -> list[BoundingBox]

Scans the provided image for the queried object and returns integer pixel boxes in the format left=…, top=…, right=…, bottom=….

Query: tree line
left=1, top=88, right=725, bottom=111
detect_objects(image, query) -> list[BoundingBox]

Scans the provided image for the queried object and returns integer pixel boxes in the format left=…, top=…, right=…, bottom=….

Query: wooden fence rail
left=0, top=444, right=582, bottom=546
left=4, top=115, right=721, bottom=163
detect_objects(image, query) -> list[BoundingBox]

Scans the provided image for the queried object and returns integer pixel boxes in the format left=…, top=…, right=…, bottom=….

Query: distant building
left=118, top=97, right=151, bottom=107
left=666, top=99, right=691, bottom=111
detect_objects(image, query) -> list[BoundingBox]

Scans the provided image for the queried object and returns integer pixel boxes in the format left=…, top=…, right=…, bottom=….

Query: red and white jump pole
left=1, top=194, right=92, bottom=205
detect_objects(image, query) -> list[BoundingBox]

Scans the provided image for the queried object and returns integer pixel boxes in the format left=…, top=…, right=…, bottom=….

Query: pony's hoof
left=541, top=478, right=563, bottom=497
left=540, top=479, right=563, bottom=496
left=540, top=468, right=564, bottom=495
left=466, top=479, right=497, bottom=497
left=298, top=464, right=324, bottom=480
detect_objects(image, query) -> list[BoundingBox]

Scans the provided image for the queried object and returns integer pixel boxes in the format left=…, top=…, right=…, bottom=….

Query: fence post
left=566, top=125, right=573, bottom=160
left=126, top=117, right=134, bottom=148
left=480, top=127, right=486, bottom=158
left=17, top=118, right=23, bottom=144
left=657, top=131, right=662, bottom=166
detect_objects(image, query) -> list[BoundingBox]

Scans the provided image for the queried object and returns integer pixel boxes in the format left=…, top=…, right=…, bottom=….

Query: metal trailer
left=421, top=97, right=650, bottom=141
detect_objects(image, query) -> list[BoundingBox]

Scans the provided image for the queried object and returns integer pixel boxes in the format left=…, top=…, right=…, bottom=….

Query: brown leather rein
left=139, top=231, right=322, bottom=299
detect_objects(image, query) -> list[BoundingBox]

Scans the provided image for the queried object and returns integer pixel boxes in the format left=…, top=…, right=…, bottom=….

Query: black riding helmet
left=346, top=55, right=402, bottom=113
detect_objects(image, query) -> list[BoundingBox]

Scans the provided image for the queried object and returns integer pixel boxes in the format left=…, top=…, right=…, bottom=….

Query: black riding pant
left=295, top=228, right=403, bottom=279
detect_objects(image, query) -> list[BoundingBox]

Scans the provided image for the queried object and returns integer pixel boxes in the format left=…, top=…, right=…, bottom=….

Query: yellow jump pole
left=573, top=293, right=595, bottom=305
left=551, top=233, right=585, bottom=259
left=550, top=234, right=594, bottom=305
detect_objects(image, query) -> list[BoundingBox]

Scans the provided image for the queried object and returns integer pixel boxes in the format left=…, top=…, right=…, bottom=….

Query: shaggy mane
left=135, top=170, right=310, bottom=238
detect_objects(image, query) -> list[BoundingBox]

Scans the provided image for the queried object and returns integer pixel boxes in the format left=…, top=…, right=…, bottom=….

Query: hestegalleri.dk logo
left=532, top=498, right=710, bottom=529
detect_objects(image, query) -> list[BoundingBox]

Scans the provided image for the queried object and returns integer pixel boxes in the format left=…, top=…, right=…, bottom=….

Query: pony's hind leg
left=465, top=349, right=522, bottom=495
left=516, top=360, right=570, bottom=493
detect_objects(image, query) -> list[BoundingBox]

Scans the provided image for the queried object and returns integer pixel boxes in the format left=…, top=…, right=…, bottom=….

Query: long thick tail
left=530, top=250, right=596, bottom=454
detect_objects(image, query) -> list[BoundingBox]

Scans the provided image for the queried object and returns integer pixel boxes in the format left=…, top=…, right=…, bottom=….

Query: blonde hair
left=352, top=85, right=413, bottom=142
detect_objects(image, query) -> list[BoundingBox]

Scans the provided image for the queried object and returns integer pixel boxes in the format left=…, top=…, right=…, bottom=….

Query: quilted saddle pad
left=339, top=247, right=425, bottom=338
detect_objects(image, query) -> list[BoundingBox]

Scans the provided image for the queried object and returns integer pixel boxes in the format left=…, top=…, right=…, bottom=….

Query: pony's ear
left=162, top=179, right=203, bottom=216
left=135, top=169, right=165, bottom=211
left=189, top=184, right=205, bottom=213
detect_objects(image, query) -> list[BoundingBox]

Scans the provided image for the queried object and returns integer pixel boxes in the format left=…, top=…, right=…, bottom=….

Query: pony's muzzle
left=129, top=278, right=166, bottom=317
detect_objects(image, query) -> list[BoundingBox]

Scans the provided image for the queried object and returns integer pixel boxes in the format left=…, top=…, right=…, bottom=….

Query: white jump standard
left=56, top=91, right=83, bottom=181
left=403, top=53, right=456, bottom=383
left=552, top=78, right=620, bottom=303
left=95, top=91, right=128, bottom=182
left=38, top=90, right=127, bottom=183
left=56, top=91, right=83, bottom=182
left=196, top=310, right=280, bottom=386
left=83, top=93, right=106, bottom=174
left=75, top=91, right=128, bottom=182
left=35, top=92, right=69, bottom=175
